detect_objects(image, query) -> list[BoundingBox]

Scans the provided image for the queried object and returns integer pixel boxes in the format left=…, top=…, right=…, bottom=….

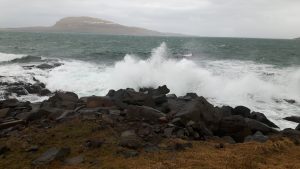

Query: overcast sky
left=0, top=0, right=299, bottom=38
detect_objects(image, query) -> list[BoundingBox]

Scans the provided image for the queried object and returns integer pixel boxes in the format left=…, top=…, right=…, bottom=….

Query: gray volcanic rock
left=283, top=116, right=300, bottom=123
left=32, top=147, right=70, bottom=165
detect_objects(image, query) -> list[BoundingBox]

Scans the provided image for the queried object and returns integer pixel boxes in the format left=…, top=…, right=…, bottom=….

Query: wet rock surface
left=0, top=85, right=298, bottom=168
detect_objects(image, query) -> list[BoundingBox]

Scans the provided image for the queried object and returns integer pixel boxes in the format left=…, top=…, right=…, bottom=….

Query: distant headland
left=0, top=16, right=182, bottom=36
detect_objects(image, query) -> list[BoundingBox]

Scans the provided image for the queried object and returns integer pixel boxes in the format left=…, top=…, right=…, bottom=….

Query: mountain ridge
left=0, top=16, right=182, bottom=36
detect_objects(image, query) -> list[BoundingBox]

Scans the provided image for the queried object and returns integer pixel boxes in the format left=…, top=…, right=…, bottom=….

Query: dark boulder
left=125, top=105, right=166, bottom=123
left=218, top=115, right=251, bottom=142
left=7, top=86, right=28, bottom=96
left=45, top=92, right=78, bottom=110
left=119, top=130, right=142, bottom=149
left=232, top=106, right=251, bottom=118
left=139, top=85, right=170, bottom=96
left=280, top=128, right=300, bottom=138
left=174, top=97, right=222, bottom=132
left=283, top=116, right=300, bottom=123
left=166, top=94, right=177, bottom=99
left=32, top=147, right=70, bottom=165
left=36, top=63, right=56, bottom=70
left=107, top=88, right=153, bottom=107
left=296, top=124, right=300, bottom=131
left=0, top=99, right=19, bottom=108
left=280, top=128, right=300, bottom=144
left=24, top=83, right=43, bottom=94
left=218, top=106, right=233, bottom=118
left=245, top=118, right=278, bottom=135
left=40, top=88, right=51, bottom=96
left=250, top=112, right=278, bottom=128
left=244, top=131, right=269, bottom=143
left=284, top=99, right=296, bottom=104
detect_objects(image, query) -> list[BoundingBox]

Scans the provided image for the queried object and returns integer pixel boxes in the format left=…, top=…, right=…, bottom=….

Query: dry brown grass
left=0, top=119, right=300, bottom=169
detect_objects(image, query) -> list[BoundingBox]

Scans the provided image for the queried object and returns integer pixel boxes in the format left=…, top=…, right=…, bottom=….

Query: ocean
left=0, top=31, right=299, bottom=128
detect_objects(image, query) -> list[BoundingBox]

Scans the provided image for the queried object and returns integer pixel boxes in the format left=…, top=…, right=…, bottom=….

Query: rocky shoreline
left=0, top=85, right=300, bottom=168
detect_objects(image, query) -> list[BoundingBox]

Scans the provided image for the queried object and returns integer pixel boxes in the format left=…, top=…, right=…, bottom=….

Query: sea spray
left=0, top=43, right=299, bottom=128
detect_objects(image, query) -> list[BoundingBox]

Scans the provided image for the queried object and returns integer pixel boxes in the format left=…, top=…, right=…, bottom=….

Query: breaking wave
left=1, top=43, right=299, bottom=128
left=0, top=52, right=27, bottom=62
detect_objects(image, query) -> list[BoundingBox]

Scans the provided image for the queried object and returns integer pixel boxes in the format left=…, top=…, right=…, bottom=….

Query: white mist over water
left=0, top=44, right=299, bottom=128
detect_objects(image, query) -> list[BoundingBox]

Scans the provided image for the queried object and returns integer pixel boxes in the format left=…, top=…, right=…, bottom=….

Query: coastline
left=1, top=84, right=300, bottom=168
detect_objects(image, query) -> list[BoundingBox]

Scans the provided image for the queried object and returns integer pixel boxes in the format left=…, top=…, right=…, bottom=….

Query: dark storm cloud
left=0, top=0, right=299, bottom=38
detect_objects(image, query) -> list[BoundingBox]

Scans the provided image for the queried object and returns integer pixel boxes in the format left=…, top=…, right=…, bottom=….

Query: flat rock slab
left=32, top=147, right=70, bottom=165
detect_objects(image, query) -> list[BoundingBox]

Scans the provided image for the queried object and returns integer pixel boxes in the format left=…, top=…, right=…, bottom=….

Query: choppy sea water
left=0, top=31, right=299, bottom=129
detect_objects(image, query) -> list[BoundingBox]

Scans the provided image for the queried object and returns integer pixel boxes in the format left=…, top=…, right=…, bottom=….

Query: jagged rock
left=244, top=131, right=269, bottom=143
left=32, top=147, right=70, bottom=165
left=40, top=88, right=51, bottom=96
left=284, top=99, right=296, bottom=104
left=84, top=96, right=114, bottom=108
left=0, top=99, right=19, bottom=108
left=107, top=88, right=151, bottom=106
left=120, top=130, right=142, bottom=149
left=283, top=116, right=300, bottom=123
left=24, top=83, right=43, bottom=94
left=15, top=103, right=42, bottom=121
left=296, top=124, right=300, bottom=131
left=166, top=94, right=177, bottom=99
left=36, top=63, right=62, bottom=70
left=245, top=118, right=278, bottom=135
left=250, top=112, right=279, bottom=128
left=45, top=92, right=78, bottom=110
left=152, top=94, right=167, bottom=105
left=140, top=85, right=170, bottom=96
left=64, top=155, right=84, bottom=165
left=218, top=106, right=233, bottom=118
left=190, top=122, right=214, bottom=137
left=281, top=128, right=300, bottom=138
left=232, top=106, right=251, bottom=118
left=171, top=117, right=185, bottom=127
left=174, top=97, right=222, bottom=132
left=8, top=86, right=28, bottom=96
left=125, top=105, right=166, bottom=123
left=218, top=115, right=251, bottom=142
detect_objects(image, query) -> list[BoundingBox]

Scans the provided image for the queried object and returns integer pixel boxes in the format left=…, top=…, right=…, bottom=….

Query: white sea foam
left=0, top=52, right=26, bottom=62
left=1, top=44, right=299, bottom=128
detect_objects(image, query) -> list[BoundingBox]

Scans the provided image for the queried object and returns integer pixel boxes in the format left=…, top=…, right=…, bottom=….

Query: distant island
left=0, top=16, right=181, bottom=36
